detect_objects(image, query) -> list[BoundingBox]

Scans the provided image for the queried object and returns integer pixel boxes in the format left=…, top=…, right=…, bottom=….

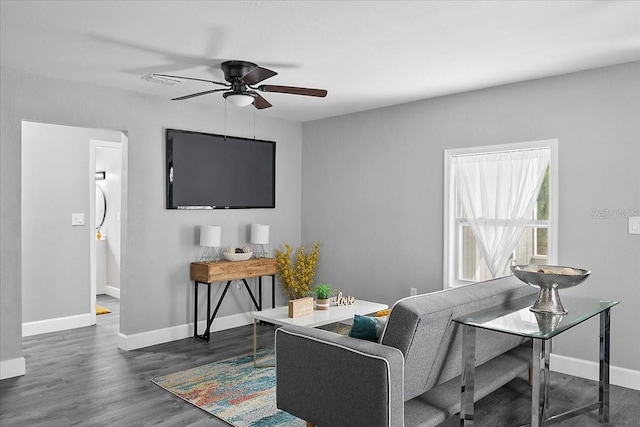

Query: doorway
left=92, top=140, right=122, bottom=322
left=21, top=121, right=127, bottom=336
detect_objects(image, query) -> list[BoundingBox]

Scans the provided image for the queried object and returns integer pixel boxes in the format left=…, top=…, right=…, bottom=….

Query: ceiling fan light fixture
left=224, top=92, right=255, bottom=107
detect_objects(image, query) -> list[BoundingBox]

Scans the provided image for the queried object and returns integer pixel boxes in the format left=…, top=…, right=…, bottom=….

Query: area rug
left=151, top=349, right=306, bottom=427
left=96, top=305, right=111, bottom=315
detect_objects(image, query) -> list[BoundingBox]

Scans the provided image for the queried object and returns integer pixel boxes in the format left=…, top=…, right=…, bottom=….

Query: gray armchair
left=275, top=276, right=536, bottom=427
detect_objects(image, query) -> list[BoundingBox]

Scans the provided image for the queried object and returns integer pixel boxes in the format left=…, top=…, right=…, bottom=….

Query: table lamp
left=250, top=224, right=269, bottom=258
left=199, top=225, right=221, bottom=262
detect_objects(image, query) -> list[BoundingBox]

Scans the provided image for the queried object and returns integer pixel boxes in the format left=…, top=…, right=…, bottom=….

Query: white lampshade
left=200, top=225, right=221, bottom=247
left=250, top=224, right=270, bottom=244
left=225, top=93, right=255, bottom=107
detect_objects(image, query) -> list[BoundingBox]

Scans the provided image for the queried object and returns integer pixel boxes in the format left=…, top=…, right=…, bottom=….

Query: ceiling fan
left=152, top=60, right=327, bottom=109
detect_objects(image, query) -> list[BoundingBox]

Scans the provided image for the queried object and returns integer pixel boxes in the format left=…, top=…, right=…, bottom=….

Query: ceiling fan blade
left=242, top=66, right=278, bottom=85
left=154, top=74, right=228, bottom=87
left=257, top=85, right=327, bottom=97
left=90, top=31, right=229, bottom=78
left=252, top=92, right=272, bottom=109
left=172, top=88, right=227, bottom=101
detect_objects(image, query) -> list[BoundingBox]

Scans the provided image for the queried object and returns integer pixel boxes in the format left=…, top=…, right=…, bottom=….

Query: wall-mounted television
left=166, top=129, right=276, bottom=209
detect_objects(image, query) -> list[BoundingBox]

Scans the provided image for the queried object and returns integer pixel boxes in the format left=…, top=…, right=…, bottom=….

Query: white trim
left=443, top=139, right=559, bottom=289
left=117, top=311, right=253, bottom=351
left=547, top=140, right=559, bottom=266
left=90, top=140, right=122, bottom=325
left=443, top=147, right=455, bottom=289
left=90, top=140, right=97, bottom=326
left=22, top=313, right=93, bottom=337
left=551, top=353, right=640, bottom=391
left=104, top=285, right=120, bottom=299
left=0, top=357, right=26, bottom=380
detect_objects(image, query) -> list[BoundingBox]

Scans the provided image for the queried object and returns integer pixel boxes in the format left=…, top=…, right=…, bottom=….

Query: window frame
left=443, top=139, right=559, bottom=289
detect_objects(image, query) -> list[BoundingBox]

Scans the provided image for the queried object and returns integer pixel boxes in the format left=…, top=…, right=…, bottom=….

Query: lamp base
left=199, top=247, right=220, bottom=262
left=252, top=244, right=268, bottom=258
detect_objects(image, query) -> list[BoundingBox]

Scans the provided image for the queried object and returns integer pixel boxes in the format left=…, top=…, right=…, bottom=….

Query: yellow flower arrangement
left=275, top=242, right=321, bottom=300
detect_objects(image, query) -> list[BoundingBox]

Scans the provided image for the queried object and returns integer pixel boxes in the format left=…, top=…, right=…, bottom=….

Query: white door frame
left=90, top=139, right=122, bottom=325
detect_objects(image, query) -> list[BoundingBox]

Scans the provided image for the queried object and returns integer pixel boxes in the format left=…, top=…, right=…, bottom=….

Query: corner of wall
left=0, top=357, right=26, bottom=380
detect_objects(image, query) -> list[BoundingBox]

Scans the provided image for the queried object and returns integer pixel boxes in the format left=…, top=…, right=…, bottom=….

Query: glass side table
left=453, top=295, right=618, bottom=426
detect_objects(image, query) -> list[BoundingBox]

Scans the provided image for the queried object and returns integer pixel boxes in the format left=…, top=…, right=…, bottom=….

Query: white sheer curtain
left=453, top=148, right=550, bottom=278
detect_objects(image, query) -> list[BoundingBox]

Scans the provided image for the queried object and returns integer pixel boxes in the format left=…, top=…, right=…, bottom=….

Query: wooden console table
left=190, top=258, right=277, bottom=341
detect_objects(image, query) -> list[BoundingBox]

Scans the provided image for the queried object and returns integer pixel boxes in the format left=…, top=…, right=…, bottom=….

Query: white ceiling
left=2, top=1, right=639, bottom=122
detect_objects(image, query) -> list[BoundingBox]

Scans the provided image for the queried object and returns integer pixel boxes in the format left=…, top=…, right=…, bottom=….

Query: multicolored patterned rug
left=151, top=349, right=306, bottom=427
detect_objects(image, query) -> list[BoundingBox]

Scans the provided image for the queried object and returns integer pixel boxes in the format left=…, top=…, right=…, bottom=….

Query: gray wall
left=301, top=62, right=640, bottom=371
left=1, top=66, right=302, bottom=367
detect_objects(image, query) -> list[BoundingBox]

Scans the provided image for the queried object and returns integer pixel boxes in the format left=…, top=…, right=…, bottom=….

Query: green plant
left=314, top=283, right=332, bottom=300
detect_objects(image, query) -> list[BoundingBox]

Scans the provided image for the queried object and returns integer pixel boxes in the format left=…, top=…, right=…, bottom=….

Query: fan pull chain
left=224, top=100, right=227, bottom=140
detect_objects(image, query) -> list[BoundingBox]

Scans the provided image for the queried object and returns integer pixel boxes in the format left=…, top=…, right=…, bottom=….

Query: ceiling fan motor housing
left=221, top=60, right=258, bottom=83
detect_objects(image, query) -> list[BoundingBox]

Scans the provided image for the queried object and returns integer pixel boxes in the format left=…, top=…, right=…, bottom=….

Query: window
left=444, top=140, right=558, bottom=288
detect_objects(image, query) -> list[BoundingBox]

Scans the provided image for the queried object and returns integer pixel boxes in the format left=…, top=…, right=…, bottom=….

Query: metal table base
left=458, top=303, right=614, bottom=426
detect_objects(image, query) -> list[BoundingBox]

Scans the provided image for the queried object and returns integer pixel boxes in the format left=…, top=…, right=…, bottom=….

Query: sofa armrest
left=275, top=325, right=405, bottom=427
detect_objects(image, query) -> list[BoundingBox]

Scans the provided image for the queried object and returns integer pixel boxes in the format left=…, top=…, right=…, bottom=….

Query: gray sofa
left=275, top=275, right=538, bottom=427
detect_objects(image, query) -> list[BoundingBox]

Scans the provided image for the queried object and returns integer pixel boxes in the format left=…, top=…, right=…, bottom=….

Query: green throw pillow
left=348, top=314, right=387, bottom=342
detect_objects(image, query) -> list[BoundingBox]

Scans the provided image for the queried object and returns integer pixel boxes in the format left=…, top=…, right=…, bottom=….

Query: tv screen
left=166, top=129, right=276, bottom=209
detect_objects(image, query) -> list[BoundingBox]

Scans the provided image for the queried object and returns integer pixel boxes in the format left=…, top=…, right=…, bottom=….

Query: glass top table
left=453, top=295, right=618, bottom=426
left=454, top=295, right=618, bottom=340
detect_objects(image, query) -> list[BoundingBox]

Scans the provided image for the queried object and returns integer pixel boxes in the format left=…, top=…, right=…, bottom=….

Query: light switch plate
left=71, top=213, right=85, bottom=226
left=629, top=216, right=640, bottom=235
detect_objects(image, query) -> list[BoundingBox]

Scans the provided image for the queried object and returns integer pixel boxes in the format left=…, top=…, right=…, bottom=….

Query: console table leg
left=193, top=281, right=198, bottom=338
left=205, top=282, right=211, bottom=340
left=460, top=325, right=475, bottom=426
left=243, top=279, right=261, bottom=311
left=194, top=281, right=214, bottom=341
left=203, top=281, right=231, bottom=341
left=599, top=308, right=611, bottom=423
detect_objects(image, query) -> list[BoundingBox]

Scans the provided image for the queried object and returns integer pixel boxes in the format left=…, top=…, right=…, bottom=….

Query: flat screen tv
left=166, top=129, right=276, bottom=209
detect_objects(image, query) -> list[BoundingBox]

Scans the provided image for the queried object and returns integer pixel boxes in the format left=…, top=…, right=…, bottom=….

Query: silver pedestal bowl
left=511, top=265, right=591, bottom=314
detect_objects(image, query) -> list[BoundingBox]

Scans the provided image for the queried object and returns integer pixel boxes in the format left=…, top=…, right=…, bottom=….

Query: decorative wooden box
left=288, top=297, right=314, bottom=318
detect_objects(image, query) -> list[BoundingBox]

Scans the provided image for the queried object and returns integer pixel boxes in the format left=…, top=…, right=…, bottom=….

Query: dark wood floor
left=1, top=295, right=638, bottom=426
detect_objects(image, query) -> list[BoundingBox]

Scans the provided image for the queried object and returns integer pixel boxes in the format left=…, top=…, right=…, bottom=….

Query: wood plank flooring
left=1, top=295, right=638, bottom=426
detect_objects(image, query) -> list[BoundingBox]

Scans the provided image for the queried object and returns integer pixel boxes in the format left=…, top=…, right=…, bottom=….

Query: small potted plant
left=314, top=283, right=332, bottom=310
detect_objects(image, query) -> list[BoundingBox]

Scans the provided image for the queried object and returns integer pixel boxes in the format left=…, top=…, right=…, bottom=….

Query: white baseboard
left=118, top=311, right=253, bottom=351
left=22, top=313, right=93, bottom=337
left=0, top=357, right=26, bottom=380
left=104, top=286, right=120, bottom=299
left=551, top=353, right=640, bottom=391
